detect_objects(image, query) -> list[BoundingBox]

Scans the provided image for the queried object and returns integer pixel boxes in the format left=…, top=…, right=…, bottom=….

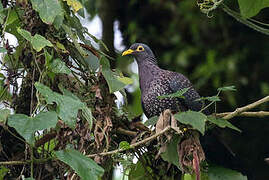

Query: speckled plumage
left=123, top=43, right=203, bottom=118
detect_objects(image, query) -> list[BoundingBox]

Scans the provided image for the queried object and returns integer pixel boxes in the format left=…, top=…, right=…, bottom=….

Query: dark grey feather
left=124, top=43, right=206, bottom=118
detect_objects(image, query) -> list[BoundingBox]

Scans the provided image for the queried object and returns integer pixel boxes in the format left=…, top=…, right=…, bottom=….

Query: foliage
left=55, top=149, right=104, bottom=180
left=0, top=0, right=268, bottom=179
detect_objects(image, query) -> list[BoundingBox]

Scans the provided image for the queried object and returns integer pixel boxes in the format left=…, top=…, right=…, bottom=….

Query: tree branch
left=222, top=96, right=269, bottom=120
left=216, top=111, right=269, bottom=118
left=0, top=158, right=53, bottom=166
left=87, top=126, right=172, bottom=158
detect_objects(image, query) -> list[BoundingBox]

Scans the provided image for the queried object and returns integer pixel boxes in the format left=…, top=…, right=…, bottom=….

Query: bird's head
left=122, top=43, right=156, bottom=64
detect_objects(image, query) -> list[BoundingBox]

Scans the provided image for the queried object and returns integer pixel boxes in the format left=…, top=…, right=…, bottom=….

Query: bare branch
left=223, top=96, right=269, bottom=120
left=87, top=126, right=172, bottom=158
left=0, top=158, right=52, bottom=166
left=116, top=127, right=137, bottom=137
left=216, top=111, right=269, bottom=118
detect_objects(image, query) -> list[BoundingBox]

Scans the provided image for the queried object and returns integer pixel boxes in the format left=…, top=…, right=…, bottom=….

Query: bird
left=122, top=43, right=205, bottom=118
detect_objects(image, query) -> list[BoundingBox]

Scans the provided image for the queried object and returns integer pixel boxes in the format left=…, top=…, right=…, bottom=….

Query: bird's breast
left=141, top=80, right=180, bottom=118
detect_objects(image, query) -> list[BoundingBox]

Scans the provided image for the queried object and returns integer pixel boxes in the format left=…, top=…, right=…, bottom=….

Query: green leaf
left=31, top=0, right=63, bottom=24
left=217, top=86, right=236, bottom=92
left=207, top=116, right=241, bottom=132
left=63, top=0, right=83, bottom=12
left=6, top=9, right=18, bottom=26
left=160, top=135, right=181, bottom=170
left=183, top=173, right=209, bottom=180
left=84, top=51, right=100, bottom=72
left=0, top=47, right=7, bottom=53
left=8, top=111, right=58, bottom=145
left=119, top=141, right=131, bottom=150
left=55, top=149, right=104, bottom=180
left=174, top=111, right=206, bottom=135
left=0, top=109, right=10, bottom=123
left=100, top=57, right=129, bottom=93
left=50, top=58, right=71, bottom=74
left=81, top=106, right=93, bottom=130
left=158, top=87, right=190, bottom=99
left=129, top=161, right=153, bottom=180
left=0, top=2, right=3, bottom=11
left=0, top=166, right=9, bottom=180
left=17, top=28, right=32, bottom=40
left=208, top=165, right=247, bottom=180
left=35, top=83, right=85, bottom=128
left=144, top=116, right=158, bottom=126
left=53, top=14, right=64, bottom=30
left=196, top=96, right=221, bottom=102
left=8, top=114, right=34, bottom=144
left=17, top=28, right=53, bottom=52
left=31, top=34, right=53, bottom=52
left=117, top=76, right=133, bottom=85
left=238, top=0, right=269, bottom=18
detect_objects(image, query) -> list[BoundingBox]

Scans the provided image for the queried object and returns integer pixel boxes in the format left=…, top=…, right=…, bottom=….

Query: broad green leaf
left=6, top=9, right=18, bottom=26
left=158, top=87, right=190, bottom=99
left=35, top=83, right=85, bottom=128
left=207, top=116, right=241, bottom=132
left=85, top=51, right=100, bottom=72
left=17, top=28, right=32, bottom=40
left=174, top=111, right=206, bottom=135
left=100, top=57, right=128, bottom=93
left=8, top=114, right=34, bottom=144
left=63, top=0, right=83, bottom=12
left=31, top=34, right=53, bottom=52
left=31, top=0, right=63, bottom=24
left=8, top=111, right=58, bottom=145
left=50, top=58, right=71, bottom=74
left=0, top=109, right=10, bottom=123
left=55, top=149, right=104, bottom=180
left=238, top=0, right=269, bottom=18
left=56, top=42, right=68, bottom=53
left=183, top=173, right=209, bottom=180
left=57, top=96, right=84, bottom=128
left=144, top=116, right=158, bottom=126
left=0, top=47, right=7, bottom=53
left=24, top=178, right=35, bottom=180
left=217, top=86, right=236, bottom=92
left=208, top=165, right=247, bottom=180
left=17, top=28, right=53, bottom=52
left=53, top=14, right=64, bottom=30
left=37, top=138, right=56, bottom=154
left=81, top=106, right=93, bottom=130
left=0, top=166, right=9, bottom=180
left=34, top=111, right=59, bottom=129
left=129, top=161, right=152, bottom=180
left=117, top=76, right=133, bottom=85
left=119, top=141, right=131, bottom=150
left=34, top=82, right=57, bottom=104
left=161, top=135, right=181, bottom=170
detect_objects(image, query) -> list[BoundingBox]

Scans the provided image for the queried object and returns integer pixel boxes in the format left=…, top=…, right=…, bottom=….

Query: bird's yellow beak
left=122, top=49, right=134, bottom=56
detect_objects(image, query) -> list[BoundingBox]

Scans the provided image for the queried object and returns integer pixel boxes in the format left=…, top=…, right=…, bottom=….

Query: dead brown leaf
left=178, top=131, right=205, bottom=178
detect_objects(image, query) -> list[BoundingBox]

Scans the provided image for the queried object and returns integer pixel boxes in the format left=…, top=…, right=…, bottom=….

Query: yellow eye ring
left=136, top=45, right=144, bottom=51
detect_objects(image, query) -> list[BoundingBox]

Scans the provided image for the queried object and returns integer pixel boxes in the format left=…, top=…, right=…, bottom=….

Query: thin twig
left=223, top=96, right=269, bottom=120
left=87, top=126, right=171, bottom=158
left=216, top=111, right=269, bottom=118
left=0, top=158, right=53, bottom=166
left=116, top=127, right=137, bottom=137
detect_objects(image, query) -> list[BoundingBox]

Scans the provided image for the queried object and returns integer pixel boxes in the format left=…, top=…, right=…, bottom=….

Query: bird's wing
left=169, top=72, right=203, bottom=112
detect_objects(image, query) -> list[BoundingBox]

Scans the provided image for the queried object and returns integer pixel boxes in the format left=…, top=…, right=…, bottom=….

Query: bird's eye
left=137, top=46, right=144, bottom=51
